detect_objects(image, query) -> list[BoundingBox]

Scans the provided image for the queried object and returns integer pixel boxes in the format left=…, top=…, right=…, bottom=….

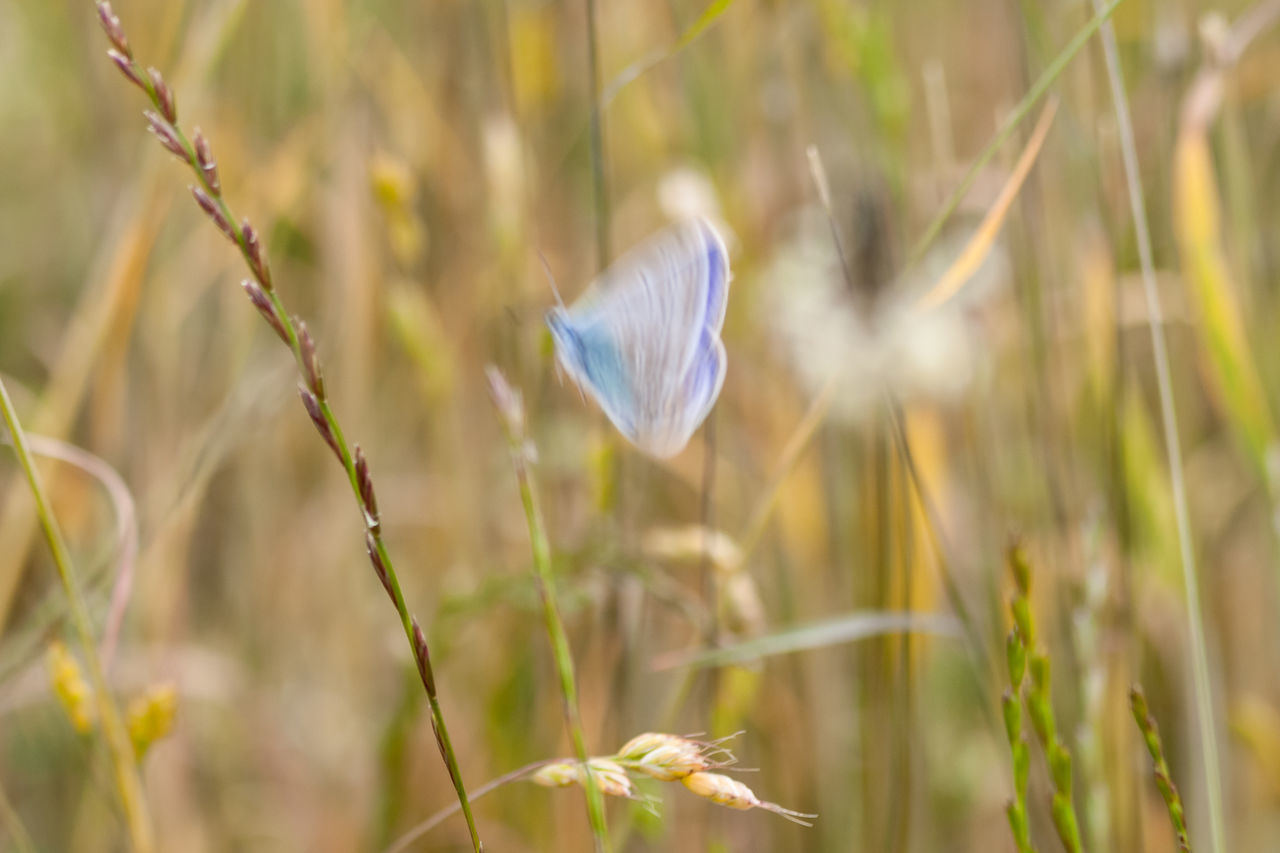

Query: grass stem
left=488, top=368, right=612, bottom=852
left=92, top=4, right=483, bottom=848
left=0, top=377, right=153, bottom=852
left=1091, top=3, right=1226, bottom=849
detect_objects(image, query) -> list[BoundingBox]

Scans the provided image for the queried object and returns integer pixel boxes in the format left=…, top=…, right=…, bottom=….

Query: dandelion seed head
left=763, top=207, right=1009, bottom=422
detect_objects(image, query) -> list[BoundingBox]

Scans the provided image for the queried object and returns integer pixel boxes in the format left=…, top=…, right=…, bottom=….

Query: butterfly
left=546, top=217, right=731, bottom=458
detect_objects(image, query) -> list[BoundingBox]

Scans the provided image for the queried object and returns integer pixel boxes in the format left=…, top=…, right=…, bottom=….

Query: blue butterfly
left=546, top=217, right=731, bottom=458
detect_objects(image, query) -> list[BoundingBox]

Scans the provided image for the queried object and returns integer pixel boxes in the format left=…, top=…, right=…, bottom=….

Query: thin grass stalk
left=1090, top=3, right=1226, bottom=850
left=584, top=0, right=610, bottom=269
left=906, top=0, right=1125, bottom=267
left=91, top=4, right=483, bottom=848
left=0, top=377, right=153, bottom=852
left=385, top=761, right=558, bottom=853
left=487, top=368, right=611, bottom=852
left=883, top=400, right=992, bottom=691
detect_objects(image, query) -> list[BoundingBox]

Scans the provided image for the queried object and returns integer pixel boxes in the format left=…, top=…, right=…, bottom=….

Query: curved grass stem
left=0, top=377, right=153, bottom=852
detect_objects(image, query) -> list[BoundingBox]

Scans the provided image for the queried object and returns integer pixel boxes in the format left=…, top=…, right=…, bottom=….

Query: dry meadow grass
left=4, top=1, right=1280, bottom=851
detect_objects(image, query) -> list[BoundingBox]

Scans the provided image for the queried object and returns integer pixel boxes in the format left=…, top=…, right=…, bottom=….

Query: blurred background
left=3, top=0, right=1280, bottom=850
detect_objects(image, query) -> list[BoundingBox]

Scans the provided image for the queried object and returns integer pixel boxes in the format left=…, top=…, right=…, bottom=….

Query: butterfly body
left=547, top=218, right=731, bottom=458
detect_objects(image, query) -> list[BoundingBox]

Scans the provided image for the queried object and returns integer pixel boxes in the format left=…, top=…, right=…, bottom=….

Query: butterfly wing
left=548, top=217, right=730, bottom=457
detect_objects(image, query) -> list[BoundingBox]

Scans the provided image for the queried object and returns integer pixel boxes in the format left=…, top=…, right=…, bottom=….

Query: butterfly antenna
left=537, top=249, right=569, bottom=311
left=805, top=145, right=856, bottom=292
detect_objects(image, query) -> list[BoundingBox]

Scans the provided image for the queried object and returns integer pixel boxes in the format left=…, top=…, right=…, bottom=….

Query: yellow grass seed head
left=617, top=732, right=718, bottom=782
left=682, top=771, right=758, bottom=810
left=585, top=758, right=634, bottom=798
left=532, top=760, right=580, bottom=788
left=681, top=772, right=817, bottom=826
left=126, top=683, right=178, bottom=758
left=533, top=758, right=635, bottom=799
left=46, top=641, right=95, bottom=734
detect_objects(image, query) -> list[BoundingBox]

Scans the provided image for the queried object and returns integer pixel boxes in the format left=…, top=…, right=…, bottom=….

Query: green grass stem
left=92, top=4, right=483, bottom=849
left=0, top=376, right=153, bottom=852
left=1091, top=2, right=1226, bottom=849
left=488, top=368, right=612, bottom=853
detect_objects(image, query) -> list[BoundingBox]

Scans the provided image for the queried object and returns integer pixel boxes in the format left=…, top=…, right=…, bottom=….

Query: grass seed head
left=298, top=386, right=340, bottom=461
left=146, top=68, right=176, bottom=123
left=241, top=221, right=272, bottom=290
left=126, top=684, right=178, bottom=758
left=296, top=322, right=325, bottom=399
left=240, top=280, right=288, bottom=344
left=365, top=531, right=394, bottom=604
left=143, top=110, right=188, bottom=162
left=354, top=445, right=379, bottom=528
left=47, top=642, right=95, bottom=734
left=681, top=772, right=816, bottom=826
left=107, top=49, right=144, bottom=89
left=192, top=129, right=220, bottom=195
left=616, top=732, right=721, bottom=781
left=191, top=185, right=236, bottom=243
left=410, top=618, right=436, bottom=697
left=96, top=2, right=131, bottom=58
left=533, top=759, right=634, bottom=799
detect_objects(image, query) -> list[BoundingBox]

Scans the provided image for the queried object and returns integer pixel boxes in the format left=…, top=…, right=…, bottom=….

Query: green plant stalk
left=1003, top=608, right=1034, bottom=853
left=906, top=0, right=1125, bottom=267
left=0, top=377, right=153, bottom=852
left=493, top=392, right=611, bottom=853
left=1090, top=3, right=1226, bottom=850
left=1008, top=546, right=1082, bottom=853
left=1131, top=686, right=1192, bottom=852
left=93, top=5, right=482, bottom=849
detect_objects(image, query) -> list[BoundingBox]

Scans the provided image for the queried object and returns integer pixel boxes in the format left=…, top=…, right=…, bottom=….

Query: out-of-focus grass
left=4, top=1, right=1280, bottom=851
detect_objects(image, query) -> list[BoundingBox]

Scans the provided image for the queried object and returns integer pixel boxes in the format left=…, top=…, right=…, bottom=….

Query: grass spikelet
left=680, top=772, right=816, bottom=826
left=125, top=684, right=178, bottom=759
left=615, top=732, right=730, bottom=782
left=1131, top=686, right=1192, bottom=852
left=1005, top=544, right=1082, bottom=853
left=47, top=641, right=95, bottom=734
left=534, top=759, right=636, bottom=800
